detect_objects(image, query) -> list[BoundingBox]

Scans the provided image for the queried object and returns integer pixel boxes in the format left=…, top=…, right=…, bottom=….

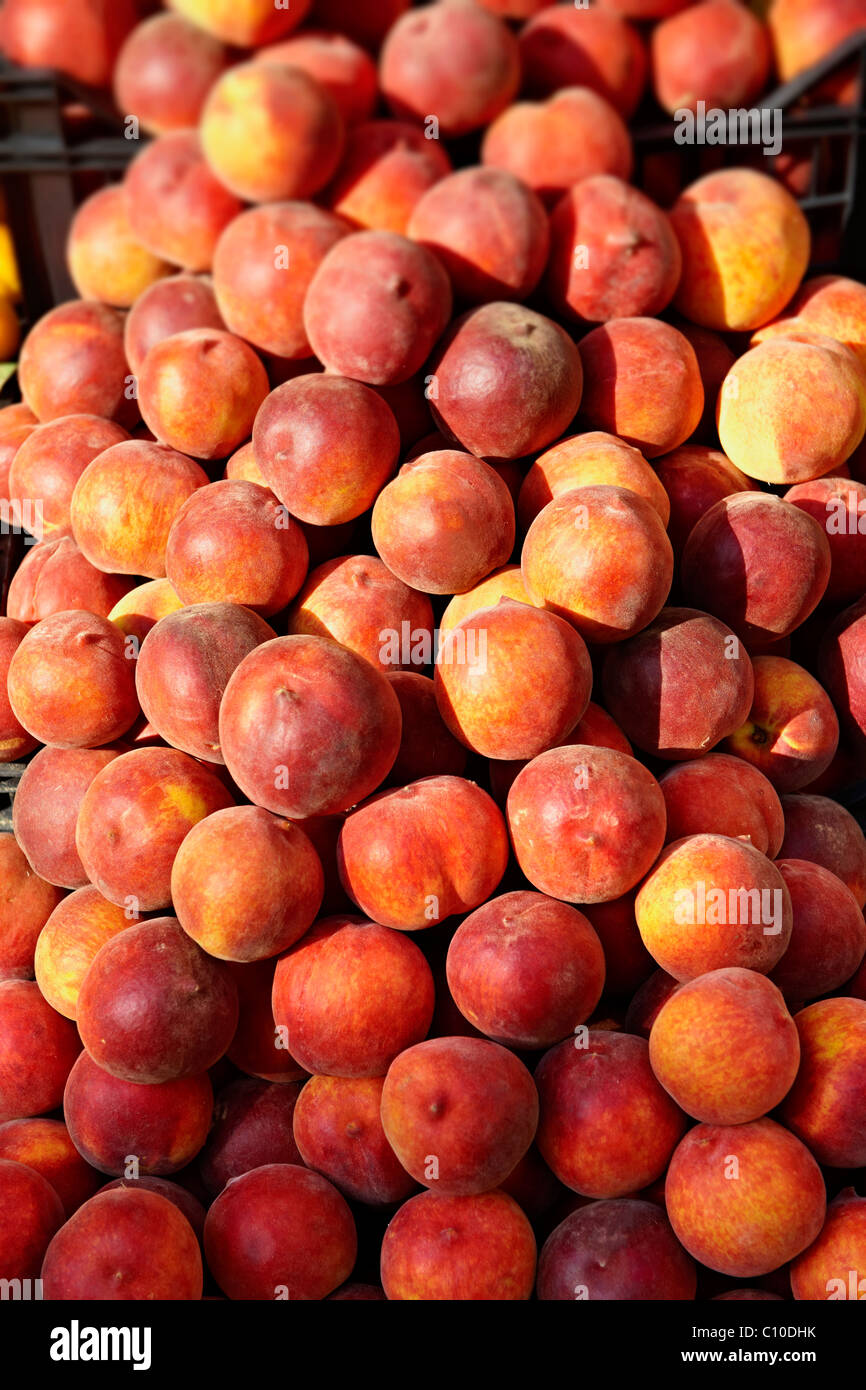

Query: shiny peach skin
left=780, top=997, right=866, bottom=1168
left=0, top=834, right=64, bottom=981
left=380, top=1189, right=536, bottom=1301
left=666, top=1118, right=826, bottom=1278
left=790, top=1189, right=866, bottom=1301
left=723, top=655, right=839, bottom=792
left=635, top=833, right=793, bottom=981
left=337, top=776, right=509, bottom=930
left=659, top=753, right=785, bottom=856
left=518, top=430, right=670, bottom=531
left=292, top=1074, right=416, bottom=1206
left=34, top=886, right=133, bottom=1020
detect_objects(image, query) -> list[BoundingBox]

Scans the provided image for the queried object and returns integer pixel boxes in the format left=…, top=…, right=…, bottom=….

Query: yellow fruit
left=0, top=225, right=22, bottom=303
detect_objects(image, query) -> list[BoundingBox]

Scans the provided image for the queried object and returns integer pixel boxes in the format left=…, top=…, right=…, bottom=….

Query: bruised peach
left=67, top=185, right=170, bottom=309
left=653, top=445, right=752, bottom=552
left=446, top=891, right=606, bottom=1050
left=124, top=130, right=244, bottom=273
left=304, top=230, right=452, bottom=386
left=635, top=833, right=793, bottom=981
left=325, top=120, right=452, bottom=236
left=578, top=316, right=703, bottom=457
left=658, top=753, right=785, bottom=855
left=429, top=301, right=582, bottom=460
left=535, top=1031, right=687, bottom=1197
left=292, top=1074, right=415, bottom=1206
left=34, top=886, right=133, bottom=1020
left=218, top=635, right=402, bottom=819
left=288, top=556, right=433, bottom=673
left=0, top=835, right=64, bottom=982
left=372, top=451, right=515, bottom=596
left=0, top=1118, right=100, bottom=1216
left=520, top=5, right=647, bottom=115
left=138, top=328, right=270, bottom=461
left=771, top=859, right=866, bottom=1001
left=381, top=1036, right=538, bottom=1195
left=665, top=1119, right=826, bottom=1278
left=0, top=619, right=39, bottom=763
left=724, top=655, right=839, bottom=792
left=779, top=793, right=866, bottom=908
left=136, top=603, right=275, bottom=761
left=75, top=747, right=234, bottom=911
left=434, top=599, right=592, bottom=761
left=7, top=610, right=139, bottom=749
left=337, top=776, right=508, bottom=930
left=8, top=414, right=129, bottom=537
left=507, top=745, right=666, bottom=903
left=113, top=13, right=229, bottom=136
left=13, top=748, right=123, bottom=890
left=781, top=997, right=866, bottom=1168
left=124, top=274, right=225, bottom=376
left=521, top=486, right=673, bottom=643
left=538, top=1199, right=696, bottom=1301
left=171, top=806, right=323, bottom=962
left=201, top=61, right=343, bottom=204
left=253, top=374, right=400, bottom=525
left=482, top=88, right=633, bottom=205
left=0, top=1158, right=63, bottom=1280
left=19, top=300, right=138, bottom=428
left=0, top=980, right=81, bottom=1123
left=164, top=480, right=308, bottom=615
left=380, top=1189, right=536, bottom=1301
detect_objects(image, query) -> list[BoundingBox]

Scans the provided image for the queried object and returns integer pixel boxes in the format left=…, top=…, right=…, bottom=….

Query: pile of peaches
left=0, top=0, right=865, bottom=1302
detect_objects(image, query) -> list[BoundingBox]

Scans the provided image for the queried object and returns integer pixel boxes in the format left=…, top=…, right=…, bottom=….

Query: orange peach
left=34, top=886, right=134, bottom=1020
left=7, top=413, right=129, bottom=537
left=781, top=997, right=866, bottom=1168
left=380, top=1189, right=536, bottom=1301
left=287, top=556, right=433, bottom=673
left=66, top=184, right=171, bottom=309
left=724, top=655, right=839, bottom=792
left=138, top=328, right=270, bottom=461
left=776, top=274, right=866, bottom=370
left=0, top=980, right=81, bottom=1123
left=256, top=31, right=377, bottom=126
left=577, top=316, right=703, bottom=457
left=167, top=0, right=311, bottom=46
left=0, top=1118, right=101, bottom=1216
left=439, top=565, right=536, bottom=633
left=124, top=130, right=244, bottom=273
left=790, top=1188, right=866, bottom=1301
left=768, top=0, right=866, bottom=104
left=124, top=273, right=225, bottom=376
left=292, top=1074, right=415, bottom=1207
left=108, top=578, right=184, bottom=646
left=18, top=300, right=138, bottom=428
left=518, top=431, right=670, bottom=531
left=659, top=753, right=785, bottom=855
left=325, top=120, right=452, bottom=235
left=7, top=537, right=135, bottom=624
left=0, top=834, right=64, bottom=982
left=13, top=747, right=123, bottom=890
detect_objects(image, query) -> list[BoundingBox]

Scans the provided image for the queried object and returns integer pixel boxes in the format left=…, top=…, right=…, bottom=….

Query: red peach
left=538, top=1198, right=696, bottom=1301
left=13, top=748, right=123, bottom=890
left=780, top=997, right=866, bottom=1168
left=7, top=537, right=135, bottom=624
left=167, top=0, right=311, bottom=46
left=440, top=565, right=537, bottom=634
left=18, top=300, right=138, bottom=428
left=256, top=31, right=378, bottom=126
left=770, top=859, right=866, bottom=1001
left=723, top=655, right=839, bottom=792
left=790, top=1188, right=866, bottom=1302
left=124, top=130, right=244, bottom=274
left=8, top=414, right=129, bottom=538
left=652, top=444, right=752, bottom=552
left=0, top=980, right=81, bottom=1123
left=658, top=753, right=785, bottom=855
left=34, top=886, right=134, bottom=1020
left=520, top=6, right=647, bottom=115
left=778, top=793, right=866, bottom=908
left=384, top=672, right=468, bottom=786
left=518, top=431, right=670, bottom=531
left=786, top=476, right=866, bottom=603
left=325, top=120, right=452, bottom=236
left=138, top=328, right=270, bottom=461
left=198, top=1078, right=303, bottom=1196
left=0, top=1118, right=100, bottom=1216
left=113, top=13, right=229, bottom=136
left=0, top=0, right=139, bottom=88
left=124, top=274, right=225, bottom=376
left=0, top=834, right=64, bottom=982
left=292, top=1074, right=416, bottom=1206
left=578, top=316, right=704, bottom=457
left=0, top=1158, right=64, bottom=1280
left=227, top=959, right=307, bottom=1084
left=651, top=0, right=772, bottom=115
left=288, top=556, right=433, bottom=673
left=0, top=618, right=39, bottom=762
left=380, top=1189, right=536, bottom=1301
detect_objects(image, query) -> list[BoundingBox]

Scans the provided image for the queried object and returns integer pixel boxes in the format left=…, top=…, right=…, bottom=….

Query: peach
left=77, top=917, right=238, bottom=1084
left=34, top=886, right=133, bottom=1020
left=718, top=339, right=866, bottom=484
left=372, top=451, right=515, bottom=595
left=0, top=835, right=64, bottom=982
left=819, top=594, right=866, bottom=758
left=0, top=1158, right=64, bottom=1280
left=0, top=619, right=39, bottom=762
left=635, top=833, right=793, bottom=981
left=446, top=890, right=606, bottom=1050
left=164, top=480, right=308, bottom=615
left=113, top=13, right=229, bottom=135
left=293, top=1074, right=415, bottom=1206
left=218, top=634, right=402, bottom=819
left=682, top=493, right=831, bottom=645
left=18, top=300, right=138, bottom=428
left=227, top=959, right=307, bottom=1084
left=577, top=316, right=703, bottom=457
left=171, top=806, right=323, bottom=962
left=0, top=980, right=81, bottom=1123
left=665, top=1119, right=826, bottom=1277
left=786, top=475, right=866, bottom=602
left=71, top=440, right=209, bottom=579
left=670, top=169, right=811, bottom=331
left=768, top=0, right=866, bottom=104
left=109, top=577, right=185, bottom=643
left=649, top=967, right=800, bottom=1124
left=779, top=793, right=866, bottom=908
left=653, top=444, right=752, bottom=552
left=205, top=1162, right=356, bottom=1300
left=724, top=655, right=839, bottom=792
left=518, top=431, right=670, bottom=532
left=124, top=274, right=225, bottom=376
left=790, top=1188, right=866, bottom=1301
left=325, top=120, right=452, bottom=236
left=41, top=1186, right=202, bottom=1300
left=63, top=1050, right=212, bottom=1176
left=7, top=609, right=139, bottom=749
left=381, top=1036, right=538, bottom=1195
left=212, top=205, right=347, bottom=362
left=408, top=166, right=549, bottom=305
left=777, top=275, right=866, bottom=370
left=337, top=776, right=508, bottom=930
left=75, top=746, right=234, bottom=911
left=659, top=753, right=785, bottom=855
left=0, top=1118, right=101, bottom=1216
left=381, top=1188, right=536, bottom=1300
left=201, top=61, right=343, bottom=204
left=124, top=130, right=244, bottom=274
left=624, top=968, right=681, bottom=1038
left=253, top=374, right=400, bottom=525
left=380, top=2, right=519, bottom=137
left=136, top=602, right=276, bottom=761
left=522, top=486, right=673, bottom=643
left=257, top=30, right=377, bottom=126
left=507, top=744, right=667, bottom=903
left=0, top=0, right=139, bottom=88
left=384, top=672, right=468, bottom=786
left=7, top=413, right=129, bottom=537
left=7, top=537, right=135, bottom=624
left=429, top=301, right=583, bottom=460
left=439, top=565, right=536, bottom=633
left=272, top=915, right=434, bottom=1077
left=520, top=6, right=647, bottom=115
left=651, top=0, right=771, bottom=114
left=287, top=556, right=433, bottom=673
left=781, top=997, right=866, bottom=1168
left=538, top=1198, right=696, bottom=1301
left=546, top=177, right=681, bottom=324
left=98, top=1175, right=206, bottom=1241
left=481, top=87, right=633, bottom=205
left=771, top=859, right=866, bottom=1001
left=13, top=748, right=123, bottom=890
left=601, top=607, right=755, bottom=761
left=0, top=422, right=37, bottom=502
left=535, top=1031, right=687, bottom=1197
left=66, top=184, right=170, bottom=309
left=434, top=599, right=592, bottom=761
left=304, top=230, right=452, bottom=385
left=674, top=322, right=738, bottom=443
left=138, top=328, right=270, bottom=461
left=198, top=1078, right=302, bottom=1196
